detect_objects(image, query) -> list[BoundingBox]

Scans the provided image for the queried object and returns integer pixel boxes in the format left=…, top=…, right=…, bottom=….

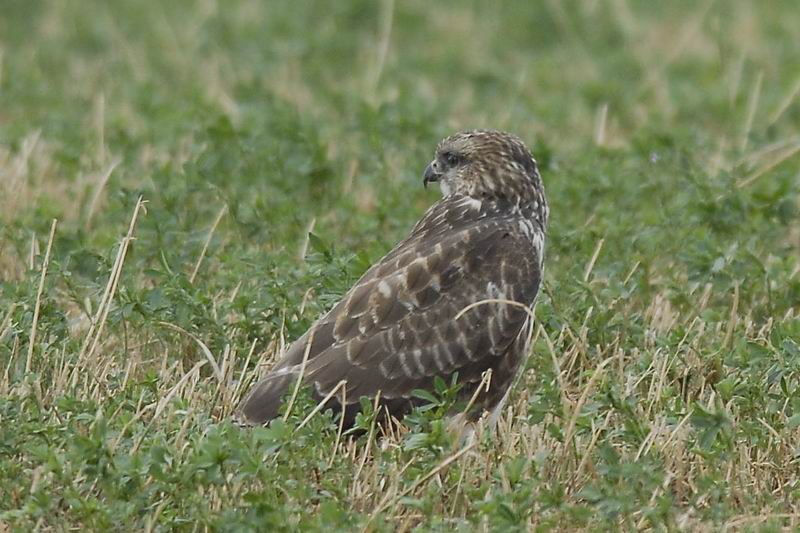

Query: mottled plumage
left=235, top=130, right=548, bottom=428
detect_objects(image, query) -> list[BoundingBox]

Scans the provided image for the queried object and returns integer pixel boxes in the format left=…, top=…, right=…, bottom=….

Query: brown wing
left=235, top=195, right=543, bottom=425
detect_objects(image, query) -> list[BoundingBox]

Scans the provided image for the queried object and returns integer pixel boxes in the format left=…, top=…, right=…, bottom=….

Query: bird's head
left=423, top=130, right=545, bottom=216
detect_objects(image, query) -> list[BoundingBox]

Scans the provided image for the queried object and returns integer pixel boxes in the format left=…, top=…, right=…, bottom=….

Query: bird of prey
left=235, top=130, right=548, bottom=429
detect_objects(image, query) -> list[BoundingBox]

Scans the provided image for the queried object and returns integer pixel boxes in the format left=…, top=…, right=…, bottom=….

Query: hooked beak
left=423, top=161, right=441, bottom=189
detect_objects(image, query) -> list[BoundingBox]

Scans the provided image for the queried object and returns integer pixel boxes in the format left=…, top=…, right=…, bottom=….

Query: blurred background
left=1, top=1, right=799, bottom=529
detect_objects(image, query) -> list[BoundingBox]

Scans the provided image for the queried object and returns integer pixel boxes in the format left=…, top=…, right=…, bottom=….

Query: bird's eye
left=442, top=151, right=460, bottom=166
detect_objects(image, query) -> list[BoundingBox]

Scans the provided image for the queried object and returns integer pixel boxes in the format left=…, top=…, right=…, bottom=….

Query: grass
left=1, top=0, right=799, bottom=530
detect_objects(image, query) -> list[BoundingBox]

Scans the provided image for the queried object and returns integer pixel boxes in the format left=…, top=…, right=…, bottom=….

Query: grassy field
left=2, top=0, right=800, bottom=530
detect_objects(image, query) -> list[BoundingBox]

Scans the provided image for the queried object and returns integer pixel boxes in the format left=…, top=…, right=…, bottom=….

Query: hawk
left=235, top=130, right=548, bottom=429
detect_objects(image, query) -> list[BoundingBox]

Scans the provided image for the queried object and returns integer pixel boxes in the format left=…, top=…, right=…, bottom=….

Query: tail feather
left=233, top=369, right=300, bottom=426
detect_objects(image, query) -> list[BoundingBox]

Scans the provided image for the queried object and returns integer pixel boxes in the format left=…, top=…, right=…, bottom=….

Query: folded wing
left=235, top=196, right=543, bottom=425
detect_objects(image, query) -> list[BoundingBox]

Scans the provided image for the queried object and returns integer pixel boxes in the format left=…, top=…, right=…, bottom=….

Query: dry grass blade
left=594, top=103, right=608, bottom=146
left=283, top=327, right=317, bottom=421
left=583, top=238, right=605, bottom=282
left=327, top=382, right=348, bottom=468
left=739, top=71, right=764, bottom=152
left=461, top=368, right=493, bottom=416
left=365, top=442, right=476, bottom=526
left=454, top=298, right=537, bottom=322
left=352, top=390, right=382, bottom=487
left=562, top=354, right=615, bottom=458
left=767, top=76, right=800, bottom=126
left=736, top=142, right=800, bottom=188
left=158, top=321, right=224, bottom=383
left=722, top=513, right=800, bottom=531
left=25, top=219, right=57, bottom=374
left=297, top=216, right=317, bottom=260
left=190, top=204, right=227, bottom=284
left=295, top=379, right=347, bottom=431
left=85, top=158, right=120, bottom=229
left=367, top=0, right=395, bottom=99
left=154, top=360, right=207, bottom=419
left=1, top=303, right=17, bottom=340
left=73, top=196, right=146, bottom=384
